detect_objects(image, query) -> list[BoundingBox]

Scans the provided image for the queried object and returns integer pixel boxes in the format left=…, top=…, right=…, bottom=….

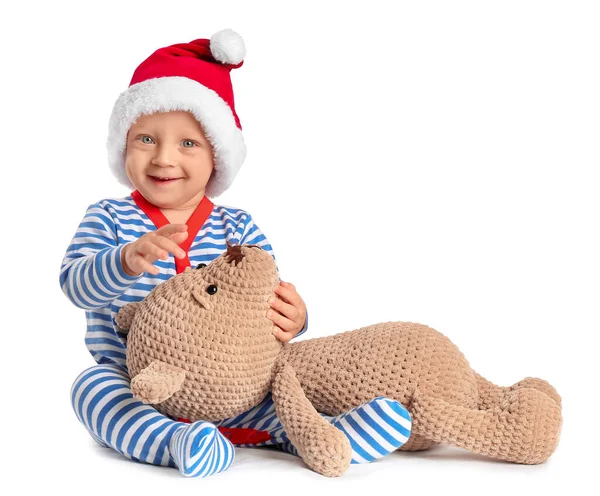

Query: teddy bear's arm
left=130, top=361, right=186, bottom=404
left=115, top=301, right=141, bottom=333
left=271, top=361, right=351, bottom=477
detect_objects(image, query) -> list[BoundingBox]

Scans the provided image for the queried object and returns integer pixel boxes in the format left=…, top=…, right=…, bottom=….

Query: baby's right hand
left=121, top=224, right=189, bottom=276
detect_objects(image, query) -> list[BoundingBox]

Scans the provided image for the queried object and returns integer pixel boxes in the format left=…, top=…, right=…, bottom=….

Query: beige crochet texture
left=116, top=243, right=563, bottom=477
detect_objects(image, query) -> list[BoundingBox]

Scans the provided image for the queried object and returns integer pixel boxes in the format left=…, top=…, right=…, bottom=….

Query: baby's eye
left=206, top=285, right=218, bottom=295
left=196, top=263, right=207, bottom=269
left=139, top=135, right=154, bottom=144
left=182, top=140, right=196, bottom=148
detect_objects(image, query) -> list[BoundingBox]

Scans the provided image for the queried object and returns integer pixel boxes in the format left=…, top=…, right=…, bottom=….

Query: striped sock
left=275, top=397, right=411, bottom=464
left=89, top=431, right=111, bottom=448
left=170, top=422, right=235, bottom=478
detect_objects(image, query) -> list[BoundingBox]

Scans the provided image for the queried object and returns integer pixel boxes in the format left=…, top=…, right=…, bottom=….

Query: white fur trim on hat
left=106, top=76, right=246, bottom=198
left=210, top=28, right=246, bottom=65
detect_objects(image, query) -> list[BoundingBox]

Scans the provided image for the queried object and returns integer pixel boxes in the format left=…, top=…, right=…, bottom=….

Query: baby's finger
left=138, top=240, right=170, bottom=261
left=139, top=259, right=160, bottom=276
left=151, top=235, right=187, bottom=259
left=268, top=296, right=298, bottom=322
left=274, top=283, right=301, bottom=307
left=129, top=257, right=159, bottom=276
left=273, top=328, right=293, bottom=343
left=168, top=231, right=189, bottom=243
left=267, top=309, right=295, bottom=333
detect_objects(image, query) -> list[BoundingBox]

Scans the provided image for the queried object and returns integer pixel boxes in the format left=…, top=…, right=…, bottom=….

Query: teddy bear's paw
left=170, top=421, right=235, bottom=477
left=114, top=302, right=139, bottom=331
left=130, top=361, right=186, bottom=404
left=508, top=377, right=562, bottom=408
left=131, top=374, right=173, bottom=404
left=296, top=423, right=352, bottom=477
left=499, top=387, right=563, bottom=464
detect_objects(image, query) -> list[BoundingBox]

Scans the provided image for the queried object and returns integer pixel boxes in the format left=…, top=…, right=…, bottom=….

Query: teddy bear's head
left=121, top=242, right=284, bottom=421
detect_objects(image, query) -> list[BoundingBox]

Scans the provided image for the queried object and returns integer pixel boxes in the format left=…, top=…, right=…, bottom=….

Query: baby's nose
left=152, top=147, right=178, bottom=167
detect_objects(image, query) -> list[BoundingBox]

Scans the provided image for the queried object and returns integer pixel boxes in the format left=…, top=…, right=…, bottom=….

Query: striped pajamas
left=62, top=193, right=412, bottom=477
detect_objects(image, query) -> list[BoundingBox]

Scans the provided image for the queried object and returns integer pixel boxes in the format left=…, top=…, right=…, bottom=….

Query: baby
left=62, top=29, right=411, bottom=477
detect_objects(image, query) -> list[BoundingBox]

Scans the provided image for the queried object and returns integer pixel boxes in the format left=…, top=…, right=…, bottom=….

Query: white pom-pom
left=210, top=28, right=246, bottom=65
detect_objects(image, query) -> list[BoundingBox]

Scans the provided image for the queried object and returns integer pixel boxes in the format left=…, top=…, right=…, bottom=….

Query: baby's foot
left=89, top=431, right=111, bottom=448
left=277, top=397, right=412, bottom=464
left=170, top=421, right=235, bottom=477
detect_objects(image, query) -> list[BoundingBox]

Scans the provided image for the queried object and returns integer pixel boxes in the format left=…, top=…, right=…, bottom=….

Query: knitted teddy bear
left=115, top=243, right=562, bottom=477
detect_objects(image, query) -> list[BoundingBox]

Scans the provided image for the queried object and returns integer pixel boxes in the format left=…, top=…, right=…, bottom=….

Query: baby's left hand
left=267, top=281, right=307, bottom=343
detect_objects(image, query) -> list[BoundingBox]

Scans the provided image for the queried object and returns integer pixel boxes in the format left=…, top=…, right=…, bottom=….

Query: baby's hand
left=267, top=281, right=307, bottom=343
left=121, top=224, right=188, bottom=276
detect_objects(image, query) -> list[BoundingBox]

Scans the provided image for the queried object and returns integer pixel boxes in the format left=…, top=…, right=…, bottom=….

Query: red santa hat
left=107, top=28, right=247, bottom=198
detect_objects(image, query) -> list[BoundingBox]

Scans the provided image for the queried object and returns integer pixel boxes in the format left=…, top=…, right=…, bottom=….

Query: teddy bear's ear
left=115, top=301, right=141, bottom=333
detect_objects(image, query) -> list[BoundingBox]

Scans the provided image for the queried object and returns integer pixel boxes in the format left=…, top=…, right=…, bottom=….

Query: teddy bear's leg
left=397, top=433, right=438, bottom=452
left=272, top=362, right=352, bottom=477
left=473, top=372, right=508, bottom=409
left=410, top=387, right=562, bottom=464
left=71, top=364, right=234, bottom=477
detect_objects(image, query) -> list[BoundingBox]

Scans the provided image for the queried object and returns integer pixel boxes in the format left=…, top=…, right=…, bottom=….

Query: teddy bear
left=115, top=243, right=562, bottom=477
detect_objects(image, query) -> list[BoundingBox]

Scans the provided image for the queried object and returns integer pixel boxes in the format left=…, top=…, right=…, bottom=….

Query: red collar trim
left=131, top=190, right=214, bottom=274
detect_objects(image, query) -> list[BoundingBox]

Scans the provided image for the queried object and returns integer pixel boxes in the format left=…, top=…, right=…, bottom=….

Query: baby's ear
left=115, top=301, right=141, bottom=333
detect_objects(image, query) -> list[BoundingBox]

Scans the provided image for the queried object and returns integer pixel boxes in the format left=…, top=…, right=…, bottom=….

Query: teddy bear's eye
left=206, top=285, right=218, bottom=295
left=196, top=263, right=207, bottom=269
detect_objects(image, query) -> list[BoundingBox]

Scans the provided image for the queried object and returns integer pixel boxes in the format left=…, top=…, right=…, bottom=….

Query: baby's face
left=124, top=110, right=214, bottom=208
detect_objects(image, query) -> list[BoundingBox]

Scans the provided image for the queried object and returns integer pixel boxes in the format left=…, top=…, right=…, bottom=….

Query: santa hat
left=107, top=28, right=247, bottom=198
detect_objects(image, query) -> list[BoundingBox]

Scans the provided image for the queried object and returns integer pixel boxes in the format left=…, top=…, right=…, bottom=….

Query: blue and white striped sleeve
left=59, top=202, right=143, bottom=310
left=239, top=213, right=309, bottom=338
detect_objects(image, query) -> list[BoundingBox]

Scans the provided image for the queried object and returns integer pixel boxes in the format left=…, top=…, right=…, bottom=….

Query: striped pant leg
left=273, top=397, right=412, bottom=464
left=70, top=364, right=235, bottom=477
left=323, top=396, right=412, bottom=464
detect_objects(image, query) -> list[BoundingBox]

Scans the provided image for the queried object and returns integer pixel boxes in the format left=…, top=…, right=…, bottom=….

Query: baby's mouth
left=149, top=175, right=181, bottom=183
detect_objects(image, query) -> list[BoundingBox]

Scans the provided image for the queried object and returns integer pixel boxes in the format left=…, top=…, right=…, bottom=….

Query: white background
left=2, top=0, right=598, bottom=494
